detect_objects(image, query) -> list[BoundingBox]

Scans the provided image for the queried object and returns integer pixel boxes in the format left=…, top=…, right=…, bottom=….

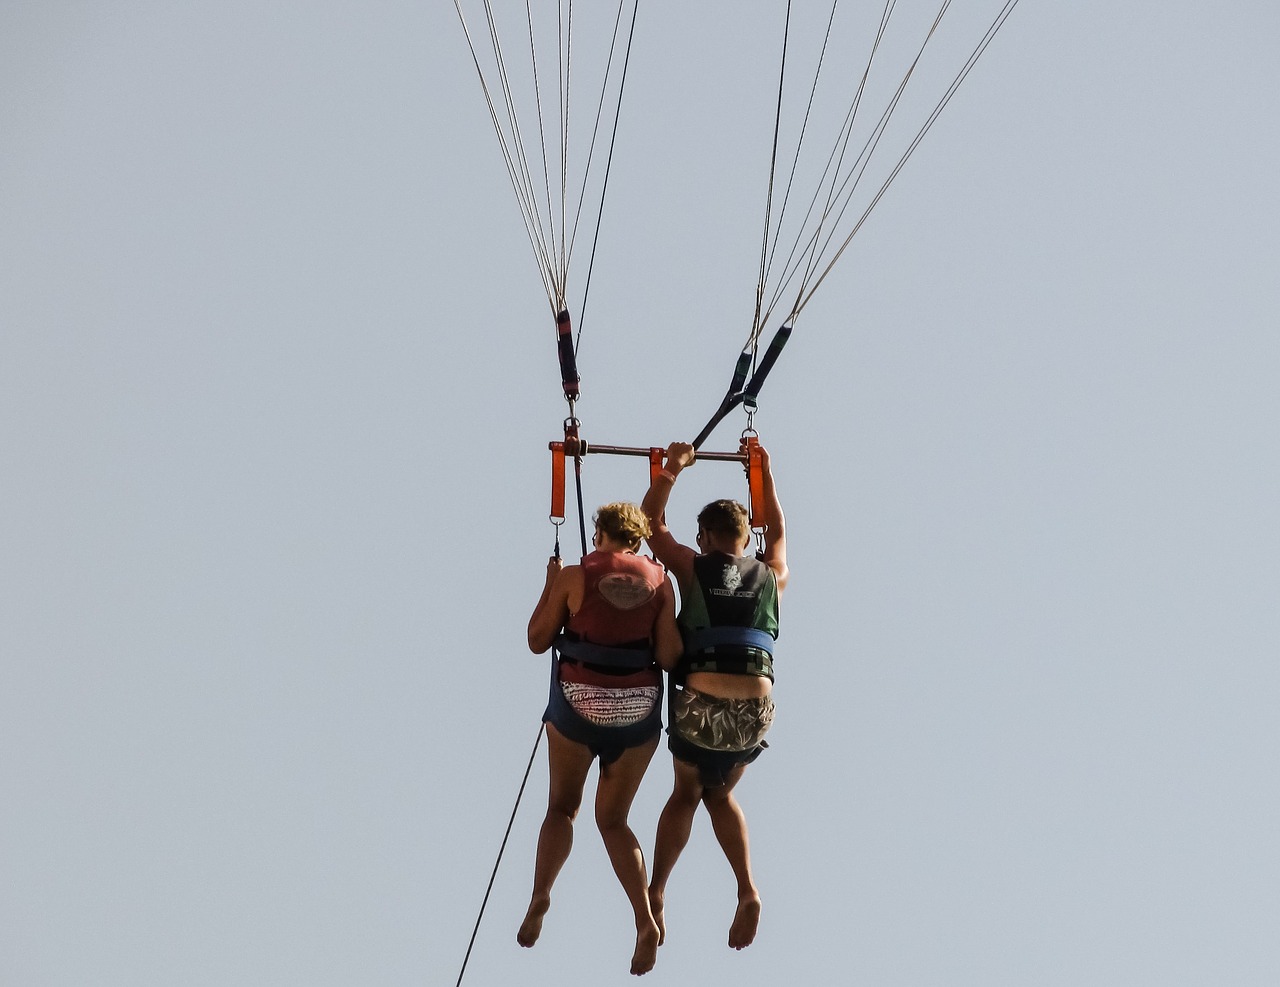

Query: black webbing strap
left=556, top=309, right=580, bottom=401
left=554, top=635, right=653, bottom=670
left=691, top=324, right=792, bottom=449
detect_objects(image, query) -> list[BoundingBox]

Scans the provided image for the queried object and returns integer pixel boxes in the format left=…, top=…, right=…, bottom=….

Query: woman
left=521, top=502, right=682, bottom=977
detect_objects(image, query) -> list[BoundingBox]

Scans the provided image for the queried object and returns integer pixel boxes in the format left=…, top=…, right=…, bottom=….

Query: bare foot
left=630, top=921, right=661, bottom=976
left=647, top=887, right=666, bottom=946
left=727, top=894, right=761, bottom=950
left=517, top=894, right=550, bottom=947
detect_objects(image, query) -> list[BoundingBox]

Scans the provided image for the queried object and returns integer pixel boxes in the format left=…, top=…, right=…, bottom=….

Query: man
left=640, top=440, right=788, bottom=951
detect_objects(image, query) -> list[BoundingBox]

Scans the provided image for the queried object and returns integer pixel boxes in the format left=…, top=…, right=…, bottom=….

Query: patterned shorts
left=670, top=687, right=775, bottom=752
left=560, top=682, right=661, bottom=728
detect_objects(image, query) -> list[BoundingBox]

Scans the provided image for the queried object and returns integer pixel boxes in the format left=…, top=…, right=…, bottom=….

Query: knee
left=667, top=785, right=703, bottom=811
left=594, top=807, right=630, bottom=836
left=546, top=796, right=582, bottom=822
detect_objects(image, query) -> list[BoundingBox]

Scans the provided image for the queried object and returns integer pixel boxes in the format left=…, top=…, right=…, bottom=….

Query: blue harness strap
left=683, top=626, right=775, bottom=656
left=553, top=634, right=654, bottom=670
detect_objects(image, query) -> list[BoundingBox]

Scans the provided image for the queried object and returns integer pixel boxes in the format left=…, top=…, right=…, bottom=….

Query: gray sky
left=3, top=2, right=1278, bottom=985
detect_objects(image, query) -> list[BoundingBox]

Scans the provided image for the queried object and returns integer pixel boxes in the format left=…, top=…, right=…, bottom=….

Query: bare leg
left=595, top=734, right=662, bottom=976
left=647, top=757, right=705, bottom=946
left=702, top=764, right=761, bottom=949
left=518, top=724, right=593, bottom=947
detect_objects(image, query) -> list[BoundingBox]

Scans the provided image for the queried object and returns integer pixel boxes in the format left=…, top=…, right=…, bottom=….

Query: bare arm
left=641, top=442, right=697, bottom=585
left=527, top=557, right=575, bottom=653
left=756, top=445, right=789, bottom=594
left=651, top=575, right=683, bottom=672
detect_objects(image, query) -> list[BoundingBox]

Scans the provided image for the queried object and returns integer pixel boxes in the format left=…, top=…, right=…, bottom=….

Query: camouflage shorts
left=670, top=687, right=775, bottom=753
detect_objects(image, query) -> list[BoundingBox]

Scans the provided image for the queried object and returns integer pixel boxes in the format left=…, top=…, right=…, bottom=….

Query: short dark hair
left=697, top=499, right=749, bottom=542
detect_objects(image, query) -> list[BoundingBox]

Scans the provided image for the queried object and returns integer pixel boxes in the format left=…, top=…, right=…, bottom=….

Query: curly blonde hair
left=594, top=502, right=651, bottom=550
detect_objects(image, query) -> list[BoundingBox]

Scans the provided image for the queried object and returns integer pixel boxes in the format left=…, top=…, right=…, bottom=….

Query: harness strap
left=745, top=436, right=765, bottom=530
left=556, top=309, right=580, bottom=401
left=691, top=324, right=793, bottom=450
left=742, top=324, right=792, bottom=411
left=554, top=634, right=653, bottom=670
left=684, top=626, right=775, bottom=656
left=691, top=350, right=753, bottom=450
left=549, top=442, right=566, bottom=523
left=648, top=446, right=664, bottom=487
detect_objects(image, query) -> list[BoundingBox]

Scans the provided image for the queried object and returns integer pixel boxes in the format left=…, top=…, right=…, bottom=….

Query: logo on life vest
left=598, top=573, right=656, bottom=610
left=720, top=564, right=743, bottom=592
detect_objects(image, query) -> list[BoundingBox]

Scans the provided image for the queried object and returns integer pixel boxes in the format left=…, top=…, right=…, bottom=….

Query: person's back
left=570, top=550, right=668, bottom=646
left=675, top=547, right=779, bottom=697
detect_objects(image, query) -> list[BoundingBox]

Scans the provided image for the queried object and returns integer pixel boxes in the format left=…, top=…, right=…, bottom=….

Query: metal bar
left=577, top=441, right=747, bottom=463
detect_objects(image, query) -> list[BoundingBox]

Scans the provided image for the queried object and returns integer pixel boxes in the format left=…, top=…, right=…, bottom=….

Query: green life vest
left=676, top=552, right=779, bottom=680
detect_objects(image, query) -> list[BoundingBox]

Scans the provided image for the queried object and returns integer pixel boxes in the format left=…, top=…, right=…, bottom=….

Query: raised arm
left=651, top=574, right=683, bottom=672
left=641, top=442, right=698, bottom=585
left=756, top=444, right=789, bottom=594
left=528, top=556, right=574, bottom=653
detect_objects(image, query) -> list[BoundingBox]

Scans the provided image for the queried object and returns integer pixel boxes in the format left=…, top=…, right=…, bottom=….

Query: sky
left=2, top=2, right=1279, bottom=985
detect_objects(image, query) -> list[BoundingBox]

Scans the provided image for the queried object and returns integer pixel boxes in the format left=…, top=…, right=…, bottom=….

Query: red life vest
left=566, top=550, right=665, bottom=646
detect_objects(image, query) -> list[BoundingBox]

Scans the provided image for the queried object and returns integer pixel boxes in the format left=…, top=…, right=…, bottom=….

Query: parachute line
left=740, top=0, right=1024, bottom=328
left=454, top=1, right=556, bottom=307
left=794, top=0, right=1022, bottom=316
left=751, top=0, right=795, bottom=362
left=574, top=0, right=642, bottom=356
left=453, top=0, right=641, bottom=327
left=760, top=0, right=893, bottom=331
left=786, top=0, right=955, bottom=320
left=756, top=0, right=842, bottom=328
